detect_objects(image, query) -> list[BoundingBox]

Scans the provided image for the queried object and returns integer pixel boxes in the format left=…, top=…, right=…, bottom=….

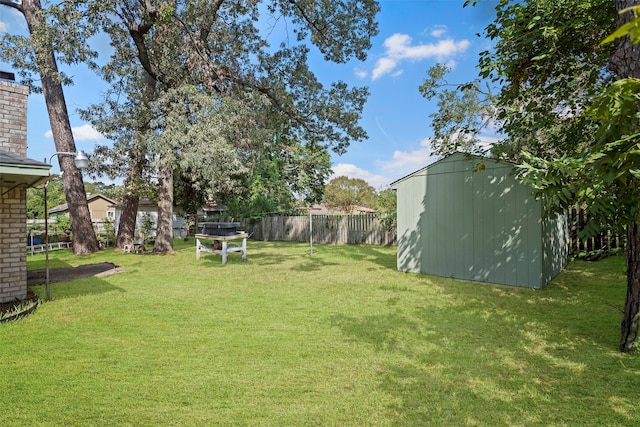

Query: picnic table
left=195, top=232, right=249, bottom=265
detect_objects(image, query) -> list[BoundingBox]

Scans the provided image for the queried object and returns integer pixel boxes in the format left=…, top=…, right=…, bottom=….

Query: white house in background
left=111, top=198, right=188, bottom=241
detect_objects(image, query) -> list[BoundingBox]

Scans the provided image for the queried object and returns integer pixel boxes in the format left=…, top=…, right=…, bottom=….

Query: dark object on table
left=200, top=222, right=241, bottom=236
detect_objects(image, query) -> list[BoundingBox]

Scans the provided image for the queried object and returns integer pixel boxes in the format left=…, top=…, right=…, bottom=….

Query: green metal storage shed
left=390, top=153, right=568, bottom=289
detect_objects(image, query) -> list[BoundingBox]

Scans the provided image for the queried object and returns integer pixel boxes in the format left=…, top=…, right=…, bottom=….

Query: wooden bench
left=195, top=232, right=248, bottom=265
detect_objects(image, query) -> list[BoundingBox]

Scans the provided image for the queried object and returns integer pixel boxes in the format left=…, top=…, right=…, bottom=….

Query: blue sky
left=0, top=0, right=498, bottom=188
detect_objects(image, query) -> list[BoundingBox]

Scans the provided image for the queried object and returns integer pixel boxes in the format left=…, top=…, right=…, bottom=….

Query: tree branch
left=287, top=0, right=330, bottom=45
left=120, top=2, right=162, bottom=82
left=0, top=0, right=23, bottom=14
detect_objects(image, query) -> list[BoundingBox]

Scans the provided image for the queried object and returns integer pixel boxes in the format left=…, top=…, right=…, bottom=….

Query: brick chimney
left=0, top=72, right=28, bottom=157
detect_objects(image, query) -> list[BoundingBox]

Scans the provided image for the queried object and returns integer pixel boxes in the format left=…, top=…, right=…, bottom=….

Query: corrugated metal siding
left=392, top=153, right=568, bottom=289
left=393, top=167, right=427, bottom=273
left=542, top=213, right=569, bottom=285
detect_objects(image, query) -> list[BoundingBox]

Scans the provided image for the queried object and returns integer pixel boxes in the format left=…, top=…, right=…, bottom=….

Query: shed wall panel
left=394, top=168, right=427, bottom=273
left=542, top=213, right=569, bottom=283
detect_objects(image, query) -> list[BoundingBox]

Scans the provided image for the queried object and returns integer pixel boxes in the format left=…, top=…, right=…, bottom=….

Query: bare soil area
left=1, top=263, right=123, bottom=317
left=26, top=262, right=123, bottom=285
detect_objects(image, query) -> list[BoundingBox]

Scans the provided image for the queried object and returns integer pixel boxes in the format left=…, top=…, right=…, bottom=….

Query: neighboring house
left=111, top=198, right=188, bottom=241
left=390, top=152, right=568, bottom=289
left=309, top=203, right=376, bottom=215
left=0, top=76, right=50, bottom=303
left=350, top=205, right=376, bottom=214
left=48, top=193, right=117, bottom=221
left=201, top=201, right=227, bottom=218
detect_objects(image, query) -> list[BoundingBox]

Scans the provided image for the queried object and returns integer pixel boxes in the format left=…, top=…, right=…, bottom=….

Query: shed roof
left=389, top=152, right=515, bottom=188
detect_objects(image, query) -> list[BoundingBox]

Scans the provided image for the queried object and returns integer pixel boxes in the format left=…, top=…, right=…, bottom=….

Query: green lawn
left=1, top=240, right=639, bottom=426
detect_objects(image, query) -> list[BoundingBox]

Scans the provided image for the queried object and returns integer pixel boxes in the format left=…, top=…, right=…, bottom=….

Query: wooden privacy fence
left=240, top=214, right=397, bottom=246
left=241, top=209, right=624, bottom=253
left=567, top=207, right=625, bottom=255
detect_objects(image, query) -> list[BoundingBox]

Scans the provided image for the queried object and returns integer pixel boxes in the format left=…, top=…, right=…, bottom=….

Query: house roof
left=108, top=198, right=157, bottom=209
left=49, top=193, right=117, bottom=214
left=309, top=203, right=376, bottom=215
left=0, top=149, right=51, bottom=188
left=352, top=206, right=377, bottom=214
left=203, top=201, right=227, bottom=212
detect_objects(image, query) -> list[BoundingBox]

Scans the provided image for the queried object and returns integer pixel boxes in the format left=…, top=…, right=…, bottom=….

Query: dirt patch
left=27, top=262, right=124, bottom=286
left=1, top=263, right=123, bottom=319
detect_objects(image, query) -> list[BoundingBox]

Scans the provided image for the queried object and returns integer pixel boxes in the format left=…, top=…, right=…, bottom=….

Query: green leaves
left=475, top=0, right=615, bottom=161
left=602, top=5, right=640, bottom=45
left=324, top=176, right=377, bottom=214
left=517, top=74, right=640, bottom=238
left=419, top=64, right=496, bottom=158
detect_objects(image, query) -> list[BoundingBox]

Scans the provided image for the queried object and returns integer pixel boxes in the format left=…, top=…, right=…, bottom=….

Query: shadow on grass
left=191, top=240, right=398, bottom=273
left=323, top=244, right=398, bottom=270
left=329, top=311, right=430, bottom=352
left=289, top=255, right=340, bottom=272
left=327, top=256, right=634, bottom=425
left=192, top=240, right=293, bottom=267
left=28, top=262, right=125, bottom=301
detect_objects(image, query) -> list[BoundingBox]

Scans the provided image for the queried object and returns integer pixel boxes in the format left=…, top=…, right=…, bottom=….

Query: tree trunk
left=612, top=0, right=640, bottom=352
left=621, top=224, right=640, bottom=351
left=115, top=137, right=146, bottom=248
left=116, top=193, right=140, bottom=248
left=611, top=0, right=640, bottom=78
left=116, top=72, right=156, bottom=249
left=21, top=0, right=98, bottom=255
left=153, top=161, right=174, bottom=253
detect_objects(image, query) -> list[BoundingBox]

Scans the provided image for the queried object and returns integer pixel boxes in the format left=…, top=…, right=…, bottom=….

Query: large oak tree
left=0, top=0, right=100, bottom=254
left=81, top=0, right=379, bottom=252
left=324, top=176, right=376, bottom=214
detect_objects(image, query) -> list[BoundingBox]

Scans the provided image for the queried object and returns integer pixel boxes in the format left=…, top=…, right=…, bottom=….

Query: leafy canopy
left=425, top=0, right=616, bottom=162
left=323, top=176, right=376, bottom=214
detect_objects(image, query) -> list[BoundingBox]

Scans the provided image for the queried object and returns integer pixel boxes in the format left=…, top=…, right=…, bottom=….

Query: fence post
left=240, top=213, right=398, bottom=246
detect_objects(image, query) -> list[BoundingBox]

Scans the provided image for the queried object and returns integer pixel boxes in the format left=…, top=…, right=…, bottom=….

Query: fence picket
left=240, top=214, right=397, bottom=246
left=566, top=206, right=625, bottom=255
left=239, top=208, right=624, bottom=253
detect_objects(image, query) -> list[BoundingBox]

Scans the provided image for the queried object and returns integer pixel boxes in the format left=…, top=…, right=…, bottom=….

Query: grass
left=1, top=239, right=639, bottom=426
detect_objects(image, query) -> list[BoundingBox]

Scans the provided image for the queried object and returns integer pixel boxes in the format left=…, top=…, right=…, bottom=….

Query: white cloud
left=73, top=124, right=104, bottom=140
left=334, top=133, right=503, bottom=190
left=378, top=138, right=439, bottom=180
left=354, top=68, right=368, bottom=79
left=371, top=57, right=397, bottom=81
left=331, top=163, right=391, bottom=190
left=372, top=33, right=470, bottom=81
left=444, top=59, right=458, bottom=70
left=2, top=7, right=26, bottom=31
left=430, top=25, right=448, bottom=38
left=331, top=139, right=441, bottom=189
left=45, top=124, right=103, bottom=141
